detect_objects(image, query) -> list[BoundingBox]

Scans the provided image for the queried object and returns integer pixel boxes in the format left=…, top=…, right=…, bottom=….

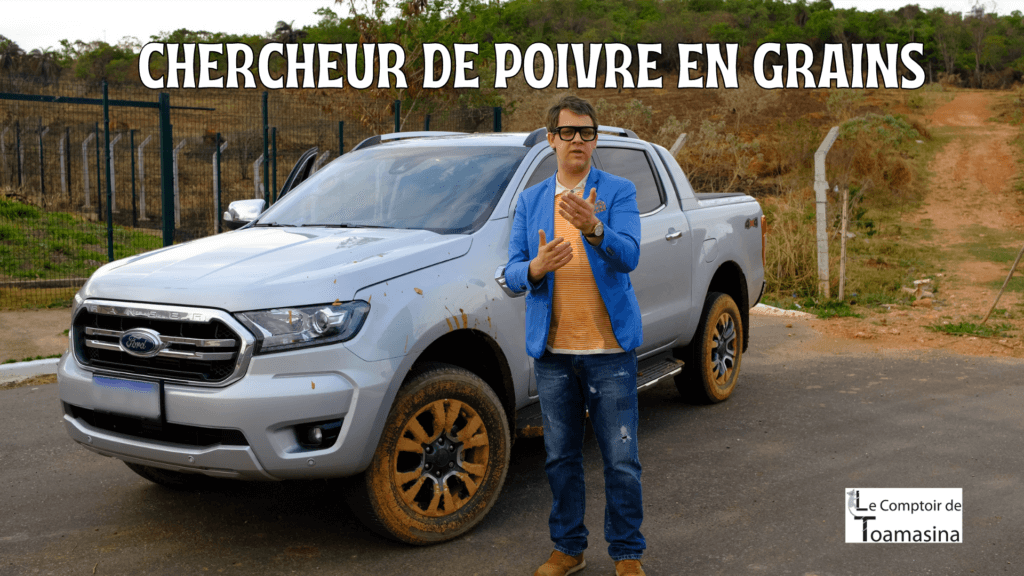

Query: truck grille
left=72, top=300, right=255, bottom=387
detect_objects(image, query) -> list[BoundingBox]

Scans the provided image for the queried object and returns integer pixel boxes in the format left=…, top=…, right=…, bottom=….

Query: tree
left=273, top=20, right=308, bottom=43
left=966, top=1, right=996, bottom=86
left=0, top=35, right=25, bottom=76
left=23, top=48, right=62, bottom=82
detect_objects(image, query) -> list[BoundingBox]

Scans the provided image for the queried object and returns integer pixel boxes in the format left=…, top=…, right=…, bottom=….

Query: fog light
left=308, top=426, right=323, bottom=445
left=296, top=418, right=344, bottom=450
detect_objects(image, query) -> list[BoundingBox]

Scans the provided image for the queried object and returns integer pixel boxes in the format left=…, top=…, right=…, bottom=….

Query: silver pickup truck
left=57, top=126, right=765, bottom=544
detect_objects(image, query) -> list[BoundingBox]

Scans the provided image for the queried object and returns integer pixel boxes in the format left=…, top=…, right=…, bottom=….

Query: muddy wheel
left=675, top=292, right=743, bottom=403
left=124, top=462, right=211, bottom=490
left=351, top=363, right=511, bottom=544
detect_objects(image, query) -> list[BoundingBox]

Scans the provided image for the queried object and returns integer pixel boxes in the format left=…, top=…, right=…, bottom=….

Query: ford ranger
left=57, top=126, right=766, bottom=544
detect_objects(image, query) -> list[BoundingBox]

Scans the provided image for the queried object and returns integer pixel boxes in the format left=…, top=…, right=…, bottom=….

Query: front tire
left=351, top=363, right=511, bottom=544
left=675, top=292, right=743, bottom=403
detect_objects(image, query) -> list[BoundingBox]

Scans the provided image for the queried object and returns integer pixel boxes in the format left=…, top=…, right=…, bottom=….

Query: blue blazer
left=506, top=168, right=643, bottom=359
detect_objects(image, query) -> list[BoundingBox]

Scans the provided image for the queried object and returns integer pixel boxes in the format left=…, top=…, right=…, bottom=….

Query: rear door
left=594, top=145, right=692, bottom=354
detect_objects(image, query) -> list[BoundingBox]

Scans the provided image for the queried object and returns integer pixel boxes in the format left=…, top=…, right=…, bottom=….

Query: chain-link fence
left=0, top=77, right=502, bottom=308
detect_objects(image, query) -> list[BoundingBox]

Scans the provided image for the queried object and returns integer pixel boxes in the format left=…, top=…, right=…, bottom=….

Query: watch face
left=592, top=221, right=604, bottom=236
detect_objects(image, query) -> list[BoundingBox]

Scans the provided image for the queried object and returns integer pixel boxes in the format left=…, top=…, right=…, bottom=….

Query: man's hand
left=528, top=229, right=572, bottom=283
left=558, top=187, right=600, bottom=236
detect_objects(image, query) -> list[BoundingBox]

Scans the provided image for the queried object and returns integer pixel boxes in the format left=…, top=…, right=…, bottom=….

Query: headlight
left=235, top=301, right=370, bottom=354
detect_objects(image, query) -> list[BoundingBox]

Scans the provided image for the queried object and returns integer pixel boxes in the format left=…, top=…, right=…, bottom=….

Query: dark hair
left=546, top=95, right=598, bottom=133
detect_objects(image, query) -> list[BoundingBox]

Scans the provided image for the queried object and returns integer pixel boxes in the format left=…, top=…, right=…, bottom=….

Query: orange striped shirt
left=547, top=171, right=623, bottom=354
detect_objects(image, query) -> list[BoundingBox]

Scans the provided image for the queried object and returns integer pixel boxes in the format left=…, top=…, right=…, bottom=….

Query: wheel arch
left=705, top=260, right=750, bottom=352
left=408, top=329, right=516, bottom=428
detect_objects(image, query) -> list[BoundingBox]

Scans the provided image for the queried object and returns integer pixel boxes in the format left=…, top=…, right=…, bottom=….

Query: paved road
left=3, top=316, right=1022, bottom=575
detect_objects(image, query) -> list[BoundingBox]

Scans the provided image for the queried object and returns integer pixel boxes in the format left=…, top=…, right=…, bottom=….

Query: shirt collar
left=555, top=168, right=590, bottom=196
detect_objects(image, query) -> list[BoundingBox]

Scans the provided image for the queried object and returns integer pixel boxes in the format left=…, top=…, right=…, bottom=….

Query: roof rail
left=351, top=131, right=467, bottom=152
left=522, top=125, right=639, bottom=148
left=597, top=125, right=638, bottom=139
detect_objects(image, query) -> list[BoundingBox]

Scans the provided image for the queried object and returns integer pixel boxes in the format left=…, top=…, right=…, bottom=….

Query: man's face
left=547, top=109, right=598, bottom=177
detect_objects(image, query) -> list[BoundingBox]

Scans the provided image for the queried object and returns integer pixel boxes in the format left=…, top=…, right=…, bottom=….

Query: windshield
left=255, top=144, right=529, bottom=234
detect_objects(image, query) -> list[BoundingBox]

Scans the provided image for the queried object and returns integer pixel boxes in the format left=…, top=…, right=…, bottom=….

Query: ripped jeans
left=534, top=350, right=645, bottom=561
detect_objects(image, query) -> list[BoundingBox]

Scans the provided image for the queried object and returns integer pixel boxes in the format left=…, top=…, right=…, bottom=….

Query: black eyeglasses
left=552, top=126, right=597, bottom=142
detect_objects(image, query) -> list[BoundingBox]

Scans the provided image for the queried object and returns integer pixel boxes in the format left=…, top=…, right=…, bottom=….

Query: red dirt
left=808, top=90, right=1024, bottom=359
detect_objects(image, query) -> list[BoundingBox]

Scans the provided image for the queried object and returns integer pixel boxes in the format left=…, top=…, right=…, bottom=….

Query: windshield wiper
left=253, top=222, right=296, bottom=227
left=301, top=223, right=395, bottom=229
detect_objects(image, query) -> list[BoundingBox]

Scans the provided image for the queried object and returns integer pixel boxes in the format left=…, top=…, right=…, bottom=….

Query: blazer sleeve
left=505, top=192, right=545, bottom=293
left=588, top=179, right=640, bottom=273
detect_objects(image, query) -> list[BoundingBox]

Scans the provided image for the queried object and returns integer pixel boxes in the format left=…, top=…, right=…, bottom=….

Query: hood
left=81, top=227, right=472, bottom=310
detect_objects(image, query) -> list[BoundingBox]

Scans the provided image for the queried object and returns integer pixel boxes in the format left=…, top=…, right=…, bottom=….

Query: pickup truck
left=57, top=126, right=766, bottom=544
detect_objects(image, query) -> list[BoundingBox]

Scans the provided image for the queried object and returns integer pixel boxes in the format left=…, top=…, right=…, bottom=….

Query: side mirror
left=222, top=199, right=266, bottom=230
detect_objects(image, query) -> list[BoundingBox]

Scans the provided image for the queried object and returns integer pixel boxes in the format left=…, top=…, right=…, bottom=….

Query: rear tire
left=675, top=292, right=743, bottom=403
left=348, top=363, right=511, bottom=544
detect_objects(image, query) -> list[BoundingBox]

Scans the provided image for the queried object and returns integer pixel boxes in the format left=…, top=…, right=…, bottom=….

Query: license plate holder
left=91, top=376, right=161, bottom=420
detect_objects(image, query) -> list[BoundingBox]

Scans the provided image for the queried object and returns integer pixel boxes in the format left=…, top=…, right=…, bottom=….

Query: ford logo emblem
left=119, top=328, right=165, bottom=358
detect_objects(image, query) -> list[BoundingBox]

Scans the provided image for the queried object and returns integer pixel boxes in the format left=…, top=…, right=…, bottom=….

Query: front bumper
left=58, top=343, right=400, bottom=480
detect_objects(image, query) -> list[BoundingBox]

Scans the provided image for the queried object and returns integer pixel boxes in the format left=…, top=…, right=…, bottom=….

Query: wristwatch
left=586, top=221, right=604, bottom=238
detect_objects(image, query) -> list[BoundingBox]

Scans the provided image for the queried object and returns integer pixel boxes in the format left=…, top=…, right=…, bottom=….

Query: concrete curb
left=0, top=357, right=60, bottom=384
left=750, top=303, right=815, bottom=319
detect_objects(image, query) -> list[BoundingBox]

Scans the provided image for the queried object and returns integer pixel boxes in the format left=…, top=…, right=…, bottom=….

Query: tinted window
left=595, top=148, right=663, bottom=213
left=524, top=153, right=558, bottom=190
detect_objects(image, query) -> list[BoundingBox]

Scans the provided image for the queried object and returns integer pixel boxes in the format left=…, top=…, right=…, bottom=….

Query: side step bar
left=514, top=355, right=684, bottom=438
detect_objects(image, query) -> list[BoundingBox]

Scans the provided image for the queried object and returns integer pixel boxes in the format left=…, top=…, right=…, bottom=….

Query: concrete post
left=814, top=126, right=839, bottom=298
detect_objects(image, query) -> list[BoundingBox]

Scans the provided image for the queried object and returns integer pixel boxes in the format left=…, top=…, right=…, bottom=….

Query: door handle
left=665, top=231, right=683, bottom=241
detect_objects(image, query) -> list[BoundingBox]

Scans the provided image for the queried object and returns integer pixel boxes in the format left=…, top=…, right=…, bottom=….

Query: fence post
left=138, top=135, right=152, bottom=221
left=103, top=82, right=114, bottom=262
left=424, top=114, right=431, bottom=131
left=493, top=107, right=502, bottom=132
left=814, top=126, right=839, bottom=298
left=38, top=119, right=47, bottom=207
left=16, top=121, right=22, bottom=187
left=394, top=100, right=401, bottom=133
left=129, top=130, right=137, bottom=228
left=271, top=126, right=278, bottom=203
left=82, top=132, right=94, bottom=208
left=214, top=134, right=226, bottom=234
left=338, top=121, right=344, bottom=154
left=253, top=154, right=264, bottom=199
left=172, top=139, right=186, bottom=227
left=1, top=126, right=7, bottom=185
left=108, top=133, right=122, bottom=213
left=159, top=93, right=175, bottom=247
left=262, top=91, right=269, bottom=205
left=59, top=130, right=67, bottom=200
left=94, top=122, right=102, bottom=221
left=65, top=127, right=71, bottom=202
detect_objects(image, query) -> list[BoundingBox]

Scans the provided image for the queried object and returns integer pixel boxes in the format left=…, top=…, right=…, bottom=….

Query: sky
left=0, top=0, right=1014, bottom=54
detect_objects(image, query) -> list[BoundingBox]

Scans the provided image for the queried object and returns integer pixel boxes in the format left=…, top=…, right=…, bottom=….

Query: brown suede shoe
left=533, top=550, right=586, bottom=576
left=614, top=559, right=645, bottom=576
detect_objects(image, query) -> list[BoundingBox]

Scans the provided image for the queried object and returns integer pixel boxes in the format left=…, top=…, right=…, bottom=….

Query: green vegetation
left=4, top=0, right=1024, bottom=88
left=2, top=354, right=61, bottom=365
left=0, top=197, right=162, bottom=281
left=926, top=320, right=1015, bottom=338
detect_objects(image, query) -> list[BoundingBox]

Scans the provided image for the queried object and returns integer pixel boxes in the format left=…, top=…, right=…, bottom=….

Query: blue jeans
left=534, top=350, right=645, bottom=561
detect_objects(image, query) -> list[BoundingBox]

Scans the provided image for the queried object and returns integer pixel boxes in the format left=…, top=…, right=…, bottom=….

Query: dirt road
left=810, top=90, right=1024, bottom=359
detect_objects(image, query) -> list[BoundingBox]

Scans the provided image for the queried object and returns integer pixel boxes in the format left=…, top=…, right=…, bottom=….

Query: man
left=505, top=95, right=646, bottom=576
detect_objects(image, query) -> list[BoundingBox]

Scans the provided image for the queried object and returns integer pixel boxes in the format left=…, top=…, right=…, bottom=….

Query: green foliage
left=926, top=320, right=1014, bottom=338
left=0, top=198, right=161, bottom=281
left=799, top=297, right=861, bottom=319
left=839, top=114, right=922, bottom=148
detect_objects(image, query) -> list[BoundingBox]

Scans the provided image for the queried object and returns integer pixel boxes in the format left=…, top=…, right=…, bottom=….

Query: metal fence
left=0, top=77, right=502, bottom=309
